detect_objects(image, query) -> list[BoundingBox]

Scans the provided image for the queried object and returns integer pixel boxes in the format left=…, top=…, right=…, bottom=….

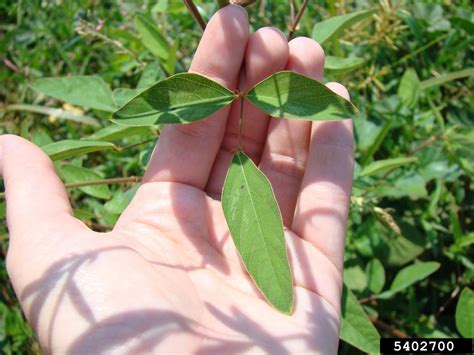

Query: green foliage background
left=0, top=0, right=472, bottom=353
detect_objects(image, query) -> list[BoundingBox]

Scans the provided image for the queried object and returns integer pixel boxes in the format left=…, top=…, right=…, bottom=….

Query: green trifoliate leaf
left=222, top=151, right=293, bottom=314
left=112, top=73, right=237, bottom=126
left=246, top=71, right=357, bottom=120
left=340, top=284, right=380, bottom=353
left=455, top=287, right=474, bottom=338
left=30, top=76, right=116, bottom=112
left=42, top=140, right=115, bottom=161
left=312, top=9, right=376, bottom=45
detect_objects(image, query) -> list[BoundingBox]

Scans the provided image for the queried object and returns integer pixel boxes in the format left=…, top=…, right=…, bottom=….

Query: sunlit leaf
left=112, top=73, right=237, bottom=126
left=42, top=140, right=115, bottom=161
left=152, top=0, right=168, bottom=13
left=377, top=261, right=440, bottom=299
left=365, top=258, right=385, bottom=294
left=312, top=9, right=376, bottom=45
left=340, top=284, right=380, bottom=353
left=5, top=104, right=100, bottom=127
left=84, top=125, right=153, bottom=142
left=325, top=56, right=364, bottom=73
left=398, top=68, right=421, bottom=108
left=455, top=287, right=474, bottom=338
left=374, top=173, right=428, bottom=200
left=73, top=209, right=96, bottom=221
left=246, top=71, right=357, bottom=120
left=59, top=164, right=111, bottom=200
left=344, top=265, right=368, bottom=291
left=135, top=15, right=170, bottom=61
left=222, top=151, right=293, bottom=314
left=360, top=156, right=418, bottom=177
left=30, top=76, right=116, bottom=112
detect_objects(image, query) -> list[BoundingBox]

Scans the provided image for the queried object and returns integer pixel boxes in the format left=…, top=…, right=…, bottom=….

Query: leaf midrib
left=119, top=95, right=236, bottom=118
left=237, top=153, right=286, bottom=298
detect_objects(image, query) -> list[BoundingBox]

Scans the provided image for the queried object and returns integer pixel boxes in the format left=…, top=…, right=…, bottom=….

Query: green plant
left=29, top=4, right=359, bottom=313
left=1, top=0, right=472, bottom=353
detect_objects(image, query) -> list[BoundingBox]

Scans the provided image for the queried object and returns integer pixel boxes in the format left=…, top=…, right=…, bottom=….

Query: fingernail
left=228, top=4, right=248, bottom=19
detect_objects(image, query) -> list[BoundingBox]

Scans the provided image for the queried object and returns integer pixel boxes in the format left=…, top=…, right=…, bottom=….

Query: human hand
left=3, top=5, right=354, bottom=354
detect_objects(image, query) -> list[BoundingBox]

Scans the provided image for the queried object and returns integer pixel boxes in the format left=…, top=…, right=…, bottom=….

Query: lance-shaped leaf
left=246, top=71, right=357, bottom=120
left=222, top=151, right=293, bottom=314
left=340, top=284, right=380, bottom=353
left=112, top=73, right=237, bottom=126
left=42, top=140, right=115, bottom=161
left=135, top=15, right=169, bottom=61
left=377, top=261, right=440, bottom=299
left=30, top=76, right=117, bottom=112
left=325, top=56, right=365, bottom=73
left=84, top=125, right=152, bottom=142
left=360, top=156, right=418, bottom=177
left=312, top=9, right=376, bottom=45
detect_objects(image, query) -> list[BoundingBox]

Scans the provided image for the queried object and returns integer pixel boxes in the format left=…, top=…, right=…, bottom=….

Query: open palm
left=3, top=5, right=354, bottom=354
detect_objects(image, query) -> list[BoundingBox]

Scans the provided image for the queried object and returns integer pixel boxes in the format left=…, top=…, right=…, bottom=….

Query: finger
left=143, top=5, right=249, bottom=189
left=0, top=135, right=85, bottom=253
left=259, top=37, right=325, bottom=226
left=205, top=27, right=289, bottom=198
left=292, top=83, right=354, bottom=272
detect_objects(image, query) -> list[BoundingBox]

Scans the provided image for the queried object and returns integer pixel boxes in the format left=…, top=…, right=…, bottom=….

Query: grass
left=0, top=0, right=473, bottom=353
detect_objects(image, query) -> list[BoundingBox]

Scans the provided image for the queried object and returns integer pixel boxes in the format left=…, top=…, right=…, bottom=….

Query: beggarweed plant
left=18, top=0, right=411, bottom=352
left=4, top=0, right=472, bottom=353
left=30, top=1, right=358, bottom=315
left=111, top=70, right=357, bottom=313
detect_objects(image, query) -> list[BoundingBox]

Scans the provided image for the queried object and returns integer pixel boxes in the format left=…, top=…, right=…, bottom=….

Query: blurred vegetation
left=0, top=0, right=473, bottom=353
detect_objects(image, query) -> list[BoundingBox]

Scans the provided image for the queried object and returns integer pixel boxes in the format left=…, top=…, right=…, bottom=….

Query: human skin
left=2, top=5, right=354, bottom=354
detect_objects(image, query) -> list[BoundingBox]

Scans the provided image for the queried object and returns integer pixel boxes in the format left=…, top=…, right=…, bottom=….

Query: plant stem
left=238, top=95, right=245, bottom=150
left=393, top=34, right=448, bottom=68
left=289, top=0, right=296, bottom=22
left=288, top=0, right=309, bottom=40
left=87, top=222, right=114, bottom=232
left=370, top=316, right=408, bottom=338
left=120, top=137, right=157, bottom=151
left=407, top=135, right=438, bottom=156
left=183, top=0, right=207, bottom=31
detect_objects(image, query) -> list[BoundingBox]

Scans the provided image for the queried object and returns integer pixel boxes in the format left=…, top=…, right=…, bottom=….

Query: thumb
left=1, top=135, right=87, bottom=259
